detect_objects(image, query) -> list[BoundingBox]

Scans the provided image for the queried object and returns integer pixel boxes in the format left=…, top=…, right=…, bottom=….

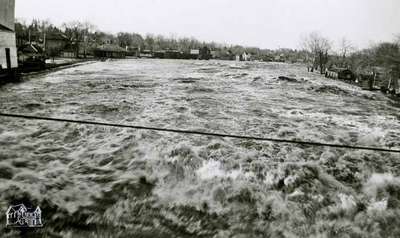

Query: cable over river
left=1, top=59, right=400, bottom=237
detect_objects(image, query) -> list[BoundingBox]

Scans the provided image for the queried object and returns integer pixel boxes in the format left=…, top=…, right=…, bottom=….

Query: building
left=190, top=49, right=200, bottom=59
left=165, top=49, right=182, bottom=59
left=93, top=44, right=126, bottom=58
left=45, top=33, right=69, bottom=56
left=0, top=0, right=18, bottom=81
left=140, top=50, right=153, bottom=58
left=62, top=44, right=78, bottom=58
left=153, top=50, right=166, bottom=59
left=6, top=204, right=42, bottom=227
left=126, top=46, right=140, bottom=57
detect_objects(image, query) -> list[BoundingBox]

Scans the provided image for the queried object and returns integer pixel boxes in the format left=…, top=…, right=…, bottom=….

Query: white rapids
left=0, top=59, right=400, bottom=237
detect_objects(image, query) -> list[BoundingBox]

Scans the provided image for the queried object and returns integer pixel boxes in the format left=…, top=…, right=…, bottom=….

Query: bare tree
left=373, top=42, right=400, bottom=68
left=117, top=32, right=144, bottom=49
left=338, top=37, right=354, bottom=59
left=62, top=21, right=96, bottom=58
left=301, top=32, right=332, bottom=74
left=62, top=21, right=84, bottom=57
left=82, top=21, right=97, bottom=34
left=395, top=34, right=400, bottom=45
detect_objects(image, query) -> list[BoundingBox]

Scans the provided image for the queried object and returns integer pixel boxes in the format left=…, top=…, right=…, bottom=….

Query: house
left=0, top=0, right=18, bottom=81
left=44, top=33, right=69, bottom=56
left=6, top=204, right=42, bottom=227
left=60, top=42, right=79, bottom=58
left=126, top=46, right=140, bottom=57
left=98, top=35, right=115, bottom=45
left=56, top=36, right=93, bottom=59
left=190, top=49, right=199, bottom=59
left=61, top=45, right=78, bottom=58
left=93, top=44, right=126, bottom=58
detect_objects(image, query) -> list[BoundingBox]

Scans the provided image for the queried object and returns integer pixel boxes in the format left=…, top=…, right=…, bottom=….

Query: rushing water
left=0, top=59, right=400, bottom=237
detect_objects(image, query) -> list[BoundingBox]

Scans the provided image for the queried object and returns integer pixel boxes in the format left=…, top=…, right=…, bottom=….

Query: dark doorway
left=5, top=48, right=11, bottom=70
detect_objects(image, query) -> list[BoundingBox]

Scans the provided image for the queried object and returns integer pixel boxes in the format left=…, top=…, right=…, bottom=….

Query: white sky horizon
left=15, top=0, right=400, bottom=50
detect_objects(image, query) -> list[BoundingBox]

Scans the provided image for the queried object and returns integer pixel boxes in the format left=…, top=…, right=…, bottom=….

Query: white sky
left=15, top=0, right=400, bottom=49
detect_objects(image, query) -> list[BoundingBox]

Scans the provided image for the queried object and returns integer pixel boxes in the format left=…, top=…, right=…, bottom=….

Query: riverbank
left=0, top=58, right=97, bottom=86
left=308, top=69, right=400, bottom=104
left=21, top=59, right=97, bottom=77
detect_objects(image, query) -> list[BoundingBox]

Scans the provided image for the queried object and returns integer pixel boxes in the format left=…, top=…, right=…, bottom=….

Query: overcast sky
left=16, top=0, right=400, bottom=50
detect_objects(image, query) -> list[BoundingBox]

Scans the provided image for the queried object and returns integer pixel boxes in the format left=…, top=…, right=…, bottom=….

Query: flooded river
left=1, top=59, right=400, bottom=237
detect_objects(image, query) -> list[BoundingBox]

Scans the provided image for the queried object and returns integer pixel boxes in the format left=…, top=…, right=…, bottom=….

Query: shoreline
left=307, top=70, right=400, bottom=104
left=0, top=59, right=97, bottom=86
left=21, top=59, right=97, bottom=77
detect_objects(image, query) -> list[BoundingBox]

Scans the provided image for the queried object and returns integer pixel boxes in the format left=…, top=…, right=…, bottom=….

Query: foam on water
left=1, top=59, right=400, bottom=237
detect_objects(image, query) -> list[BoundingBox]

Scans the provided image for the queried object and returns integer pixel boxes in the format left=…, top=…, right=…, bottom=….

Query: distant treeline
left=14, top=19, right=310, bottom=62
left=15, top=19, right=400, bottom=75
